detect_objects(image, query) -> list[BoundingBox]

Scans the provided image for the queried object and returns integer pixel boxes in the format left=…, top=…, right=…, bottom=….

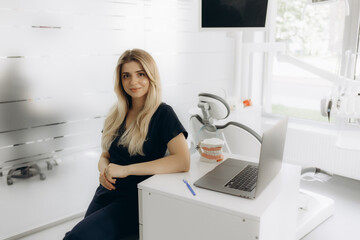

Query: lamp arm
left=190, top=115, right=262, bottom=143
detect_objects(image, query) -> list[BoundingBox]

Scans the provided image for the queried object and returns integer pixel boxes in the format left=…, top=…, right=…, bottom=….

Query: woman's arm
left=98, top=151, right=116, bottom=190
left=105, top=133, right=190, bottom=181
left=98, top=151, right=110, bottom=173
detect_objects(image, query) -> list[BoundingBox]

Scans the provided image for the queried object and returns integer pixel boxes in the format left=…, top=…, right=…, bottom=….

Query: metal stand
left=6, top=164, right=46, bottom=185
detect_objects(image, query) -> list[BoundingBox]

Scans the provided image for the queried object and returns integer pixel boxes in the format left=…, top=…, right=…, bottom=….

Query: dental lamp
left=197, top=93, right=231, bottom=132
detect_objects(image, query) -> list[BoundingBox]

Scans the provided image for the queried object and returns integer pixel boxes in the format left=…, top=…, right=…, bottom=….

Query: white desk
left=138, top=153, right=301, bottom=240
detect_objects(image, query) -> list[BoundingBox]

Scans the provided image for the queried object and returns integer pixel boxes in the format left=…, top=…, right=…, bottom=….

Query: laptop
left=194, top=118, right=288, bottom=199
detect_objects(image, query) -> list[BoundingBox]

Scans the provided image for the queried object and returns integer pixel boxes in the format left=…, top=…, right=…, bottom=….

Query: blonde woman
left=64, top=49, right=190, bottom=240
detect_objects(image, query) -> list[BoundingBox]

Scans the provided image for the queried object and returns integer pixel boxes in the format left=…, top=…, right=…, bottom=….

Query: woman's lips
left=130, top=87, right=141, bottom=92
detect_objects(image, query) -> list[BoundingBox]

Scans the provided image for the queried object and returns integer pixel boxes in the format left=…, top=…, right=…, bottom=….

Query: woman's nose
left=129, top=75, right=139, bottom=83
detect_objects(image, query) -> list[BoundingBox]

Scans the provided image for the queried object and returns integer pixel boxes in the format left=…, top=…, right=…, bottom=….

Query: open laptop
left=194, top=118, right=288, bottom=199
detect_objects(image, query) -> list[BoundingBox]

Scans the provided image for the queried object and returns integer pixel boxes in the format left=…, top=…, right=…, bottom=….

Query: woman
left=64, top=49, right=190, bottom=239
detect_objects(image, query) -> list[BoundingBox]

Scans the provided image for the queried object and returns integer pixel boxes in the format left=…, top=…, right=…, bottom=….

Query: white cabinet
left=138, top=154, right=300, bottom=240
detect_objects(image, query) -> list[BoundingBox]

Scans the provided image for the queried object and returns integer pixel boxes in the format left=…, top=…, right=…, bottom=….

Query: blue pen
left=183, top=179, right=196, bottom=196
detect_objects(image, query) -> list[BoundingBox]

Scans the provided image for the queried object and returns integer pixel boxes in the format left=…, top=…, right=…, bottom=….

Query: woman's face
left=121, top=61, right=150, bottom=103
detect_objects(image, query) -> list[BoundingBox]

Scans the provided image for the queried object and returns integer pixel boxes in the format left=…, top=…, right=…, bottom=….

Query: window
left=267, top=0, right=353, bottom=122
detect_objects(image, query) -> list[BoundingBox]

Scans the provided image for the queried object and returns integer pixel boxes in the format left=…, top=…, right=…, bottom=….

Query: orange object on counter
left=243, top=99, right=252, bottom=107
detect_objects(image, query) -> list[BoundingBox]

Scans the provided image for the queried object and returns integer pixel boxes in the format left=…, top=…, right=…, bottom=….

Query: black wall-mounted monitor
left=200, top=0, right=269, bottom=31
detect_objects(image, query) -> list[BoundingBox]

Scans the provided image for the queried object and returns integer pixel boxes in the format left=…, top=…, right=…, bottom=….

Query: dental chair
left=189, top=93, right=262, bottom=159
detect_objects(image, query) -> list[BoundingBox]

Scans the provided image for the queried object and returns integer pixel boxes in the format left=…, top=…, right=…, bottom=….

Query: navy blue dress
left=64, top=103, right=188, bottom=240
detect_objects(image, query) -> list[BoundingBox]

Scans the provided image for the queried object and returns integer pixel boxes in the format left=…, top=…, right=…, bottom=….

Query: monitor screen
left=200, top=0, right=269, bottom=31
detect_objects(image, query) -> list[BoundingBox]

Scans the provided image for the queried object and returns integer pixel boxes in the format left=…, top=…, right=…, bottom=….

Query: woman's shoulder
left=156, top=102, right=173, bottom=113
left=152, top=102, right=177, bottom=119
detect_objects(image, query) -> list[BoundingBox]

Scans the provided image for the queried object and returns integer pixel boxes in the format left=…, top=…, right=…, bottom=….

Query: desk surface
left=138, top=153, right=301, bottom=221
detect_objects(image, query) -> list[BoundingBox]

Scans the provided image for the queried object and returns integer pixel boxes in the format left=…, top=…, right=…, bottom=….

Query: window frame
left=262, top=0, right=360, bottom=126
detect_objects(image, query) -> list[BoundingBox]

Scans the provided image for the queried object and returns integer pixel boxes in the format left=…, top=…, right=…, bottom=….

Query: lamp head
left=197, top=93, right=230, bottom=132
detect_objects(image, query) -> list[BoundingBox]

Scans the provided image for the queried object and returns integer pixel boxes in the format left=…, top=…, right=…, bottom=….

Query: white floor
left=2, top=156, right=360, bottom=240
left=0, top=150, right=100, bottom=240
left=18, top=217, right=83, bottom=240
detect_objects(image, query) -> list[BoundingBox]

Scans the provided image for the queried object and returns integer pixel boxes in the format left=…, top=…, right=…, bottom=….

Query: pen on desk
left=183, top=179, right=196, bottom=196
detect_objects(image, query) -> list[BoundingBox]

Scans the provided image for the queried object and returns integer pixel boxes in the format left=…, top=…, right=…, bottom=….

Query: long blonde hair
left=101, top=49, right=162, bottom=156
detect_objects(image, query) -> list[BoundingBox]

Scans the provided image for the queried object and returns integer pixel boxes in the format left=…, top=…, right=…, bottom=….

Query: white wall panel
left=0, top=0, right=141, bottom=15
left=0, top=94, right=114, bottom=132
left=1, top=145, right=99, bottom=170
left=157, top=52, right=233, bottom=85
left=0, top=118, right=104, bottom=147
left=178, top=32, right=235, bottom=52
left=0, top=10, right=134, bottom=30
left=0, top=28, right=145, bottom=56
left=0, top=57, right=118, bottom=100
left=1, top=131, right=101, bottom=164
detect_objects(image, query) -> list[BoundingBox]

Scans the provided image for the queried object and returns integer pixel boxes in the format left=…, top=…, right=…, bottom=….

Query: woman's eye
left=122, top=74, right=128, bottom=79
left=139, top=72, right=146, bottom=77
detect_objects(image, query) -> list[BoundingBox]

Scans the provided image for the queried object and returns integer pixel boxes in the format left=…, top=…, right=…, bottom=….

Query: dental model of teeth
left=198, top=138, right=224, bottom=163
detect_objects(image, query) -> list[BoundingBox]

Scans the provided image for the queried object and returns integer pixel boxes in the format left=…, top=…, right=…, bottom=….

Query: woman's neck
left=126, top=99, right=144, bottom=128
left=130, top=98, right=145, bottom=113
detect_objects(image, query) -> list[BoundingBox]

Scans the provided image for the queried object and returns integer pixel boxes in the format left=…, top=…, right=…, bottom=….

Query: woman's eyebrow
left=122, top=70, right=144, bottom=73
left=121, top=69, right=145, bottom=75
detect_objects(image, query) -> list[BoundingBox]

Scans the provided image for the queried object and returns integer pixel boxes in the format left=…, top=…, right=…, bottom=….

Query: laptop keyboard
left=224, top=165, right=258, bottom=192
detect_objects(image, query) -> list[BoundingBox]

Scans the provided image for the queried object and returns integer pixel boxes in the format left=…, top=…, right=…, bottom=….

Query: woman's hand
left=97, top=152, right=115, bottom=190
left=104, top=163, right=130, bottom=183
left=99, top=170, right=116, bottom=191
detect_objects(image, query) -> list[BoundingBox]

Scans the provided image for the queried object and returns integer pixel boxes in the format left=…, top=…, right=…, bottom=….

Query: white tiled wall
left=0, top=0, right=235, bottom=131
